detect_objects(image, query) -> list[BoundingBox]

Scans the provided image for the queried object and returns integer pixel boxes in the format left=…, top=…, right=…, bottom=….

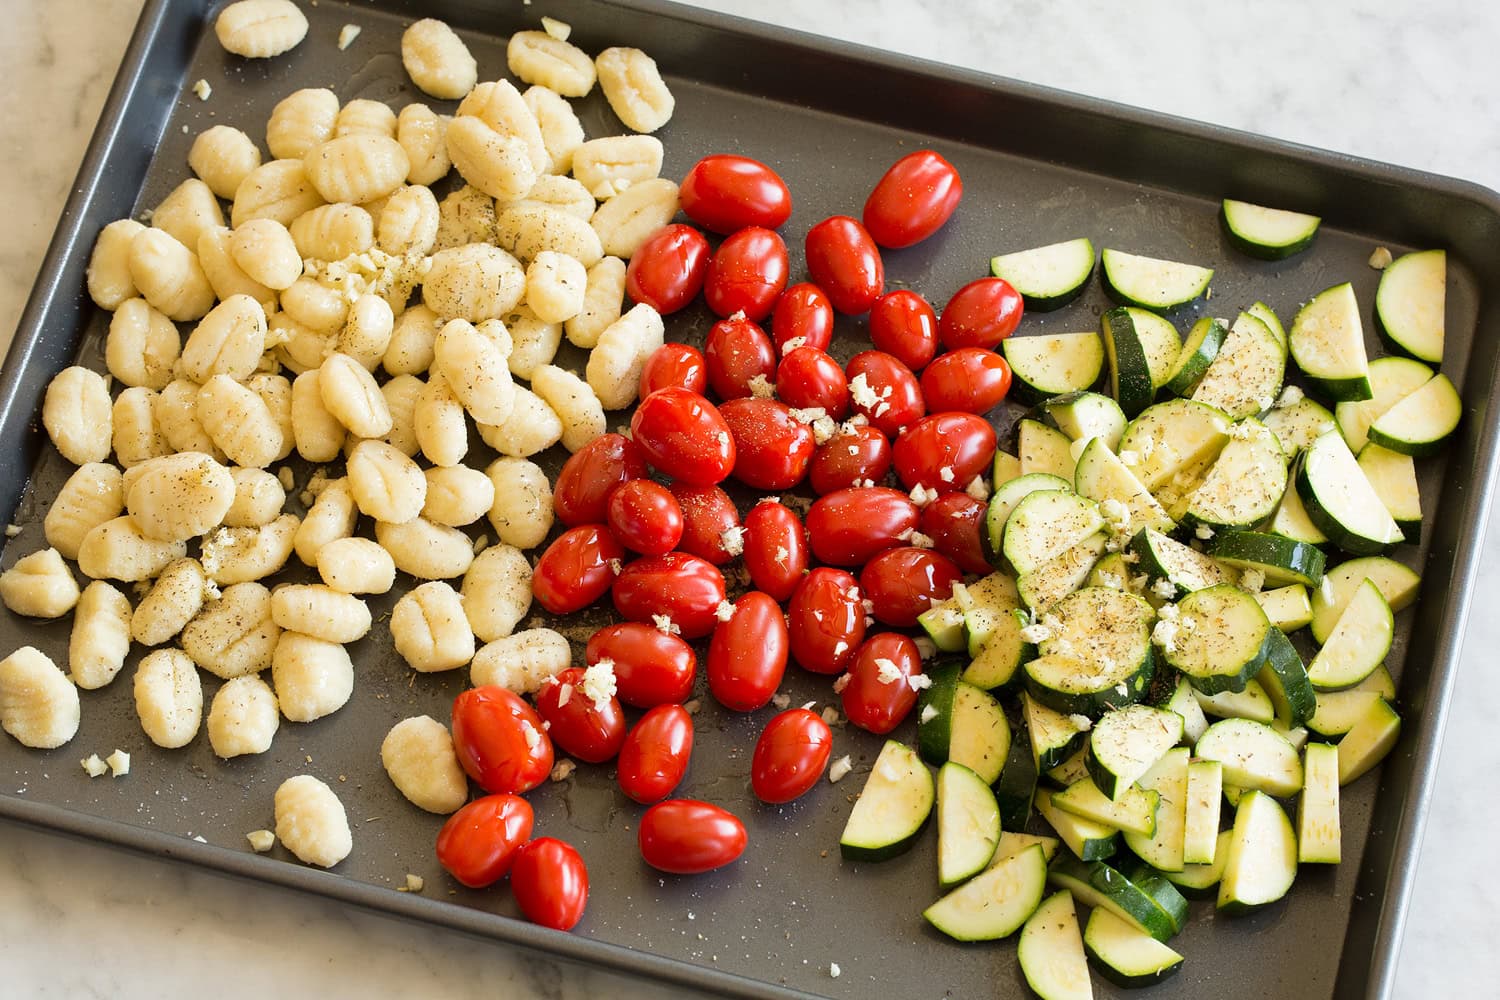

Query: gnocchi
left=585, top=301, right=665, bottom=410
left=70, top=581, right=132, bottom=690
left=380, top=716, right=468, bottom=814
left=484, top=457, right=553, bottom=550
left=396, top=105, right=452, bottom=187
left=86, top=219, right=146, bottom=310
left=460, top=544, right=533, bottom=644
left=319, top=353, right=393, bottom=438
left=293, top=478, right=357, bottom=566
left=374, top=517, right=473, bottom=581
left=198, top=374, right=285, bottom=468
left=224, top=467, right=287, bottom=527
left=0, top=547, right=81, bottom=619
left=180, top=294, right=267, bottom=383
left=231, top=159, right=326, bottom=229
left=199, top=513, right=298, bottom=585
left=131, top=557, right=208, bottom=647
left=422, top=243, right=526, bottom=323
left=133, top=648, right=202, bottom=748
left=525, top=251, right=588, bottom=324
left=274, top=774, right=352, bottom=867
left=289, top=202, right=374, bottom=262
left=456, top=80, right=550, bottom=176
left=111, top=387, right=171, bottom=468
left=595, top=46, right=676, bottom=134
left=531, top=363, right=606, bottom=452
left=347, top=439, right=426, bottom=524
left=77, top=515, right=187, bottom=582
left=432, top=185, right=498, bottom=252
left=413, top=371, right=468, bottom=467
left=0, top=647, right=80, bottom=749
left=303, top=134, right=410, bottom=205
left=106, top=298, right=180, bottom=390
left=270, top=584, right=372, bottom=644
left=197, top=226, right=278, bottom=310
left=384, top=303, right=442, bottom=376
left=563, top=255, right=626, bottom=349
left=475, top=386, right=563, bottom=458
left=231, top=217, right=303, bottom=291
left=208, top=674, right=279, bottom=758
left=401, top=19, right=478, bottom=101
left=215, top=0, right=308, bottom=60
left=127, top=228, right=215, bottom=321
left=189, top=125, right=263, bottom=200
left=125, top=451, right=236, bottom=542
left=266, top=89, right=340, bottom=161
left=157, top=380, right=224, bottom=459
left=572, top=135, right=664, bottom=200
left=376, top=183, right=440, bottom=256
left=378, top=372, right=424, bottom=457
left=181, top=581, right=280, bottom=679
left=469, top=628, right=571, bottom=694
left=43, top=366, right=113, bottom=465
left=334, top=99, right=398, bottom=141
left=151, top=178, right=225, bottom=254
left=272, top=632, right=355, bottom=722
left=432, top=318, right=515, bottom=425
left=588, top=177, right=681, bottom=259
left=421, top=466, right=494, bottom=528
left=389, top=581, right=474, bottom=672
left=495, top=202, right=603, bottom=269
left=521, top=87, right=586, bottom=177
left=444, top=116, right=537, bottom=205
left=45, top=463, right=125, bottom=561
left=507, top=31, right=597, bottom=99
left=315, top=537, right=395, bottom=595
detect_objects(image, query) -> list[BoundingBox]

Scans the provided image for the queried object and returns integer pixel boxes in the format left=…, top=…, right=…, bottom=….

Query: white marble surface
left=2, top=1, right=1498, bottom=997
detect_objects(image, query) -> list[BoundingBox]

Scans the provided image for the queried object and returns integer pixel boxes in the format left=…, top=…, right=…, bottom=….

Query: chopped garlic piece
left=714, top=600, right=735, bottom=623
left=81, top=754, right=107, bottom=778
left=789, top=406, right=827, bottom=425
left=106, top=749, right=130, bottom=777
left=920, top=704, right=939, bottom=724
left=557, top=682, right=573, bottom=708
left=771, top=692, right=792, bottom=710
left=337, top=24, right=361, bottom=49
left=1152, top=578, right=1178, bottom=600
left=909, top=484, right=939, bottom=507
left=1019, top=622, right=1052, bottom=644
left=832, top=673, right=851, bottom=694
left=246, top=830, right=276, bottom=852
left=820, top=705, right=842, bottom=727
left=683, top=699, right=701, bottom=715
left=1068, top=714, right=1093, bottom=731
left=875, top=657, right=902, bottom=684
left=653, top=614, right=680, bottom=635
left=1240, top=568, right=1265, bottom=593
left=914, top=635, right=936, bottom=659
left=404, top=873, right=425, bottom=892
left=747, top=374, right=775, bottom=399
left=192, top=79, right=212, bottom=101
left=964, top=476, right=990, bottom=501
left=782, top=336, right=807, bottom=353
left=1276, top=384, right=1305, bottom=408
left=580, top=659, right=617, bottom=712
left=848, top=373, right=879, bottom=409
left=909, top=531, right=935, bottom=549
left=1157, top=602, right=1180, bottom=621
left=1194, top=523, right=1215, bottom=540
left=521, top=720, right=543, bottom=754
left=829, top=755, right=853, bottom=783
left=607, top=558, right=623, bottom=575
left=1119, top=450, right=1140, bottom=466
left=907, top=673, right=932, bottom=692
left=830, top=963, right=842, bottom=979
left=1369, top=246, right=1394, bottom=270
left=540, top=15, right=571, bottom=39
left=938, top=466, right=955, bottom=483
left=811, top=415, right=837, bottom=444
left=550, top=758, right=577, bottom=782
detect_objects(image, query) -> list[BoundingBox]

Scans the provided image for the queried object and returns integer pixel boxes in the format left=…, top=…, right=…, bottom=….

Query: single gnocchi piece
left=270, top=584, right=371, bottom=644
left=460, top=544, right=532, bottom=644
left=126, top=451, right=237, bottom=542
left=335, top=99, right=398, bottom=141
left=469, top=628, right=571, bottom=694
left=274, top=774, right=352, bottom=868
left=225, top=467, right=287, bottom=528
left=423, top=243, right=526, bottom=323
left=208, top=674, right=279, bottom=758
left=197, top=226, right=277, bottom=311
left=316, top=537, right=395, bottom=595
left=272, top=632, right=354, bottom=723
left=133, top=648, right=202, bottom=748
left=338, top=293, right=395, bottom=372
left=111, top=388, right=170, bottom=468
left=432, top=185, right=498, bottom=252
left=107, top=298, right=181, bottom=390
left=525, top=251, right=588, bottom=324
left=401, top=18, right=478, bottom=100
left=45, top=464, right=125, bottom=561
left=189, top=125, right=263, bottom=200
left=585, top=301, right=665, bottom=410
left=181, top=294, right=267, bottom=383
left=347, top=439, right=426, bottom=524
left=198, top=374, right=285, bottom=468
left=182, top=581, right=280, bottom=679
left=522, top=173, right=596, bottom=221
left=521, top=87, right=587, bottom=177
left=414, top=371, right=468, bottom=467
left=289, top=371, right=346, bottom=463
left=319, top=353, right=393, bottom=438
left=456, top=80, right=550, bottom=176
left=0, top=647, right=80, bottom=749
left=215, top=0, right=308, bottom=59
left=375, top=518, right=473, bottom=581
left=396, top=105, right=452, bottom=187
left=572, top=135, right=664, bottom=200
left=231, top=217, right=303, bottom=291
left=495, top=202, right=603, bottom=270
left=70, top=581, right=132, bottom=690
left=157, top=380, right=224, bottom=460
left=86, top=219, right=147, bottom=310
left=422, top=466, right=494, bottom=527
left=231, top=159, right=326, bottom=229
left=384, top=303, right=442, bottom=376
left=199, top=513, right=299, bottom=585
left=43, top=366, right=113, bottom=465
left=267, top=89, right=340, bottom=161
left=564, top=255, right=626, bottom=349
left=127, top=227, right=215, bottom=321
left=485, top=457, right=553, bottom=549
left=293, top=478, right=356, bottom=566
left=77, top=515, right=186, bottom=582
left=379, top=373, right=425, bottom=457
left=280, top=275, right=350, bottom=335
left=589, top=177, right=680, bottom=259
left=507, top=31, right=597, bottom=99
left=131, top=557, right=208, bottom=647
left=380, top=715, right=468, bottom=814
left=531, top=363, right=606, bottom=452
left=390, top=581, right=475, bottom=672
left=596, top=46, right=676, bottom=134
left=0, top=548, right=81, bottom=619
left=304, top=134, right=410, bottom=205
left=248, top=373, right=296, bottom=463
left=444, top=116, right=538, bottom=205
left=376, top=183, right=440, bottom=256
left=432, top=318, right=515, bottom=425
left=289, top=203, right=374, bottom=262
left=476, top=386, right=563, bottom=458
left=151, top=178, right=226, bottom=254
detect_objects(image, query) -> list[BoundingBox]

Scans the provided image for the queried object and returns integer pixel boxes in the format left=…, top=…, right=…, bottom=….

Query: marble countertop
left=2, top=1, right=1498, bottom=997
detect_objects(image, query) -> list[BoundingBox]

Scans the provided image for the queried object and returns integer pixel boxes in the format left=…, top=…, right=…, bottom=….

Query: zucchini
left=1307, top=578, right=1392, bottom=690
left=1309, top=555, right=1420, bottom=644
left=1268, top=473, right=1328, bottom=545
left=1166, top=828, right=1230, bottom=895
left=1046, top=856, right=1188, bottom=942
left=1335, top=355, right=1434, bottom=454
left=1192, top=678, right=1275, bottom=724
left=1019, top=418, right=1078, bottom=481
left=1254, top=583, right=1314, bottom=633
left=1366, top=372, right=1461, bottom=457
left=923, top=843, right=1049, bottom=942
left=1298, top=742, right=1342, bottom=864
left=1357, top=444, right=1421, bottom=543
left=964, top=609, right=1030, bottom=688
left=990, top=237, right=1097, bottom=312
left=1163, top=317, right=1226, bottom=397
left=922, top=680, right=1011, bottom=783
left=1195, top=718, right=1304, bottom=797
left=1030, top=588, right=1156, bottom=715
left=1297, top=431, right=1404, bottom=555
left=1263, top=395, right=1336, bottom=457
left=1217, top=791, right=1298, bottom=913
left=1288, top=282, right=1372, bottom=401
left=1073, top=438, right=1173, bottom=537
left=1101, top=248, right=1213, bottom=312
left=936, top=762, right=1002, bottom=889
left=1157, top=676, right=1208, bottom=745
left=1209, top=529, right=1325, bottom=588
left=916, top=599, right=967, bottom=653
left=992, top=831, right=1061, bottom=868
left=1037, top=391, right=1128, bottom=452
left=1247, top=300, right=1286, bottom=349
left=1086, top=704, right=1183, bottom=800
left=1100, top=307, right=1156, bottom=418
left=1117, top=399, right=1231, bottom=493
left=1190, top=311, right=1286, bottom=419
left=958, top=570, right=1022, bottom=621
left=1128, top=529, right=1231, bottom=600
left=1018, top=535, right=1108, bottom=614
left=1005, top=331, right=1106, bottom=401
left=994, top=727, right=1040, bottom=832
left=1182, top=760, right=1223, bottom=865
left=1046, top=746, right=1092, bottom=789
left=1307, top=664, right=1396, bottom=737
left=1337, top=697, right=1402, bottom=785
left=1164, top=584, right=1273, bottom=694
left=1018, top=891, right=1093, bottom=1000
left=1256, top=628, right=1317, bottom=728
left=1024, top=691, right=1092, bottom=772
left=839, top=740, right=935, bottom=862
left=1086, top=552, right=1134, bottom=592
left=986, top=472, right=1074, bottom=563
left=1374, top=248, right=1445, bottom=364
left=1125, top=308, right=1183, bottom=391
left=1121, top=747, right=1189, bottom=873
left=916, top=662, right=962, bottom=765
left=1179, top=419, right=1288, bottom=531
left=992, top=449, right=1022, bottom=488
left=1051, top=777, right=1159, bottom=837
left=1220, top=199, right=1320, bottom=259
left=1034, top=788, right=1118, bottom=862
left=1272, top=719, right=1310, bottom=752
left=1003, top=491, right=1105, bottom=577
left=1084, top=907, right=1184, bottom=988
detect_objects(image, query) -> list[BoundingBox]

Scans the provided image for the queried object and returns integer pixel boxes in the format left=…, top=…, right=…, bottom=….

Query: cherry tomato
left=639, top=799, right=747, bottom=874
left=868, top=290, right=939, bottom=372
left=640, top=342, right=709, bottom=398
left=435, top=794, right=534, bottom=889
left=606, top=479, right=684, bottom=556
left=679, top=154, right=793, bottom=235
left=630, top=388, right=736, bottom=486
left=862, top=149, right=963, bottom=249
left=859, top=546, right=963, bottom=627
left=921, top=492, right=992, bottom=575
left=612, top=552, right=727, bottom=639
left=805, top=486, right=919, bottom=566
left=553, top=433, right=648, bottom=527
left=510, top=838, right=589, bottom=932
left=769, top=282, right=834, bottom=355
left=703, top=314, right=777, bottom=401
left=532, top=524, right=626, bottom=614
left=668, top=482, right=741, bottom=566
left=451, top=687, right=554, bottom=795
left=625, top=224, right=710, bottom=314
left=775, top=347, right=849, bottom=419
left=707, top=591, right=789, bottom=711
left=586, top=623, right=697, bottom=708
left=919, top=347, right=1012, bottom=414
left=840, top=633, right=924, bottom=734
left=892, top=412, right=997, bottom=493
left=808, top=422, right=892, bottom=495
left=704, top=226, right=788, bottom=321
left=617, top=704, right=694, bottom=804
left=804, top=215, right=884, bottom=314
left=845, top=350, right=925, bottom=438
left=938, top=277, right=1024, bottom=350
left=534, top=667, right=627, bottom=764
left=786, top=567, right=867, bottom=675
left=741, top=500, right=810, bottom=603
left=718, top=396, right=815, bottom=490
left=750, top=708, right=833, bottom=804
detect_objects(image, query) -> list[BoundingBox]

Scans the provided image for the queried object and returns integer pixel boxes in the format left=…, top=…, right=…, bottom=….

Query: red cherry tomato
left=845, top=350, right=925, bottom=438
left=435, top=794, right=534, bottom=888
left=750, top=708, right=833, bottom=804
left=704, top=226, right=788, bottom=322
left=804, top=215, right=884, bottom=315
left=805, top=486, right=919, bottom=566
left=919, top=347, right=1012, bottom=414
left=840, top=632, right=925, bottom=734
left=532, top=524, right=626, bottom=614
left=553, top=434, right=648, bottom=527
left=640, top=342, right=709, bottom=398
left=786, top=567, right=867, bottom=675
left=769, top=282, right=834, bottom=355
left=921, top=492, right=992, bottom=575
left=630, top=388, right=736, bottom=486
left=639, top=799, right=747, bottom=874
left=510, top=838, right=589, bottom=932
left=612, top=552, right=727, bottom=639
left=808, top=422, right=892, bottom=495
left=707, top=591, right=789, bottom=711
left=617, top=703, right=694, bottom=804
left=586, top=623, right=697, bottom=708
left=718, top=396, right=816, bottom=490
left=741, top=500, right=810, bottom=603
left=892, top=412, right=997, bottom=494
left=862, top=149, right=963, bottom=249
left=451, top=687, right=554, bottom=795
left=668, top=482, right=741, bottom=566
left=858, top=546, right=963, bottom=627
left=679, top=155, right=793, bottom=235
left=625, top=224, right=710, bottom=314
left=703, top=314, right=777, bottom=401
left=606, top=479, right=684, bottom=556
left=775, top=347, right=849, bottom=419
left=939, top=277, right=1024, bottom=350
left=534, top=667, right=627, bottom=764
left=868, top=290, right=939, bottom=372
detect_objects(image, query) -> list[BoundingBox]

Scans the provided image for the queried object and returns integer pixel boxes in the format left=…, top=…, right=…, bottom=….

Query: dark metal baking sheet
left=2, top=1, right=1498, bottom=998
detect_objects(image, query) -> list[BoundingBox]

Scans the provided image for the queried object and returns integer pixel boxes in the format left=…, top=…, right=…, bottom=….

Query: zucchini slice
left=1101, top=248, right=1213, bottom=312
left=1307, top=664, right=1396, bottom=737
left=1100, top=307, right=1156, bottom=418
left=1256, top=628, right=1317, bottom=728
left=1034, top=788, right=1119, bottom=862
left=992, top=831, right=1061, bottom=868
left=916, top=599, right=967, bottom=653
left=1037, top=390, right=1128, bottom=451
left=1018, top=535, right=1109, bottom=614
left=1375, top=248, right=1445, bottom=363
left=1309, top=556, right=1420, bottom=644
left=923, top=843, right=1048, bottom=941
left=1051, top=778, right=1160, bottom=837
left=990, top=237, right=1097, bottom=312
left=1019, top=418, right=1078, bottom=481
left=1032, top=588, right=1156, bottom=713
left=920, top=679, right=1012, bottom=782
left=1247, top=300, right=1286, bottom=348
left=1192, top=678, right=1275, bottom=724
left=1297, top=431, right=1404, bottom=555
left=992, top=449, right=1022, bottom=488
left=1086, top=704, right=1183, bottom=800
left=1182, top=760, right=1223, bottom=866
left=1307, top=578, right=1392, bottom=690
left=839, top=740, right=935, bottom=862
left=964, top=609, right=1032, bottom=689
left=1263, top=395, right=1336, bottom=457
left=1190, top=312, right=1286, bottom=419
left=1121, top=747, right=1189, bottom=873
left=1019, top=891, right=1093, bottom=1000
left=1025, top=690, right=1093, bottom=773
left=1074, top=439, right=1174, bottom=537
left=1129, top=529, right=1231, bottom=599
left=1003, top=491, right=1104, bottom=577
left=1118, top=398, right=1232, bottom=496
left=1163, top=317, right=1226, bottom=397
left=1166, top=828, right=1230, bottom=896
left=1357, top=444, right=1422, bottom=543
left=1084, top=906, right=1184, bottom=988
left=1165, top=584, right=1273, bottom=694
left=1337, top=697, right=1402, bottom=785
left=1272, top=719, right=1310, bottom=752
left=1217, top=791, right=1298, bottom=913
left=1221, top=199, right=1321, bottom=259
left=1126, top=308, right=1182, bottom=391
left=1179, top=419, right=1288, bottom=531
left=1288, top=282, right=1373, bottom=401
left=1335, top=355, right=1435, bottom=454
left=1046, top=745, right=1092, bottom=789
left=1254, top=584, right=1314, bottom=633
left=1086, top=552, right=1134, bottom=592
left=1209, top=529, right=1325, bottom=587
left=936, top=762, right=1001, bottom=889
left=1157, top=676, right=1208, bottom=745
left=1004, top=331, right=1106, bottom=402
left=1298, top=742, right=1342, bottom=864
left=995, top=727, right=1040, bottom=832
left=1046, top=857, right=1188, bottom=942
left=986, top=472, right=1073, bottom=561
left=1268, top=472, right=1329, bottom=545
left=1366, top=372, right=1461, bottom=457
left=1195, top=718, right=1304, bottom=796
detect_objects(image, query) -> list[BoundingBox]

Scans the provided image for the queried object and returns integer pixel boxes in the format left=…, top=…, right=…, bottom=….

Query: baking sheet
left=2, top=1, right=1499, bottom=998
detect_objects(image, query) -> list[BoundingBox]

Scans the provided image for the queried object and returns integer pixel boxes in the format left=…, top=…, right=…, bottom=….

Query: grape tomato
left=434, top=794, right=534, bottom=889
left=920, top=492, right=992, bottom=575
left=553, top=433, right=649, bottom=527
left=612, top=552, right=727, bottom=639
left=638, top=799, right=747, bottom=874
left=845, top=350, right=925, bottom=438
left=707, top=591, right=789, bottom=711
left=703, top=314, right=777, bottom=401
left=741, top=500, right=809, bottom=603
left=750, top=708, right=833, bottom=804
left=679, top=154, right=793, bottom=234
left=630, top=388, right=736, bottom=486
left=808, top=422, right=892, bottom=495
left=640, top=342, right=709, bottom=398
left=938, top=276, right=1024, bottom=350
left=717, top=396, right=816, bottom=491
left=770, top=282, right=834, bottom=355
left=858, top=545, right=963, bottom=627
left=533, top=667, right=627, bottom=764
left=587, top=623, right=697, bottom=708
left=450, top=687, right=554, bottom=796
left=805, top=486, right=919, bottom=566
left=840, top=632, right=924, bottom=735
left=775, top=347, right=849, bottom=419
left=510, top=838, right=589, bottom=932
left=625, top=223, right=710, bottom=315
left=606, top=479, right=684, bottom=556
left=868, top=289, right=939, bottom=372
left=704, top=226, right=788, bottom=322
left=919, top=347, right=1012, bottom=414
left=862, top=149, right=963, bottom=249
left=668, top=482, right=742, bottom=566
left=532, top=524, right=626, bottom=615
left=786, top=567, right=867, bottom=675
left=804, top=215, right=884, bottom=315
left=618, top=704, right=695, bottom=804
left=891, top=411, right=997, bottom=493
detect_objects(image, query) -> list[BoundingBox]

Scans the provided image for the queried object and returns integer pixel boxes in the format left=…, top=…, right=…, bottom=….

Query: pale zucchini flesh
left=1190, top=312, right=1286, bottom=419
left=1221, top=199, right=1321, bottom=259
left=991, top=237, right=1097, bottom=311
left=1366, top=372, right=1461, bottom=457
left=1039, top=391, right=1127, bottom=451
left=1217, top=791, right=1298, bottom=912
left=923, top=843, right=1049, bottom=941
left=1101, top=307, right=1155, bottom=418
left=1118, top=399, right=1231, bottom=493
left=1263, top=396, right=1337, bottom=457
left=1192, top=678, right=1275, bottom=724
left=1288, top=282, right=1372, bottom=401
left=1357, top=443, right=1422, bottom=542
left=1335, top=355, right=1434, bottom=454
left=1306, top=578, right=1392, bottom=690
left=1164, top=584, right=1273, bottom=694
left=1034, top=788, right=1119, bottom=862
left=1254, top=584, right=1314, bottom=632
left=1084, top=907, right=1184, bottom=988
left=1121, top=748, right=1189, bottom=873
left=1337, top=697, right=1401, bottom=785
left=1180, top=418, right=1288, bottom=531
left=1019, top=890, right=1094, bottom=1000
left=1005, top=331, right=1106, bottom=399
left=1051, top=777, right=1160, bottom=837
left=1125, top=307, right=1183, bottom=390
left=1074, top=438, right=1174, bottom=537
left=1297, top=430, right=1404, bottom=555
left=1195, top=718, right=1304, bottom=797
left=1182, top=760, right=1224, bottom=865
left=1375, top=248, right=1445, bottom=363
left=839, top=740, right=935, bottom=861
left=1158, top=676, right=1209, bottom=745
left=1086, top=703, right=1183, bottom=800
left=936, top=762, right=1002, bottom=889
left=1309, top=556, right=1420, bottom=644
left=1164, top=317, right=1226, bottom=396
left=1298, top=742, right=1342, bottom=863
left=1101, top=248, right=1214, bottom=311
left=1003, top=490, right=1105, bottom=577
left=1307, top=665, right=1396, bottom=737
left=1019, top=419, right=1079, bottom=483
